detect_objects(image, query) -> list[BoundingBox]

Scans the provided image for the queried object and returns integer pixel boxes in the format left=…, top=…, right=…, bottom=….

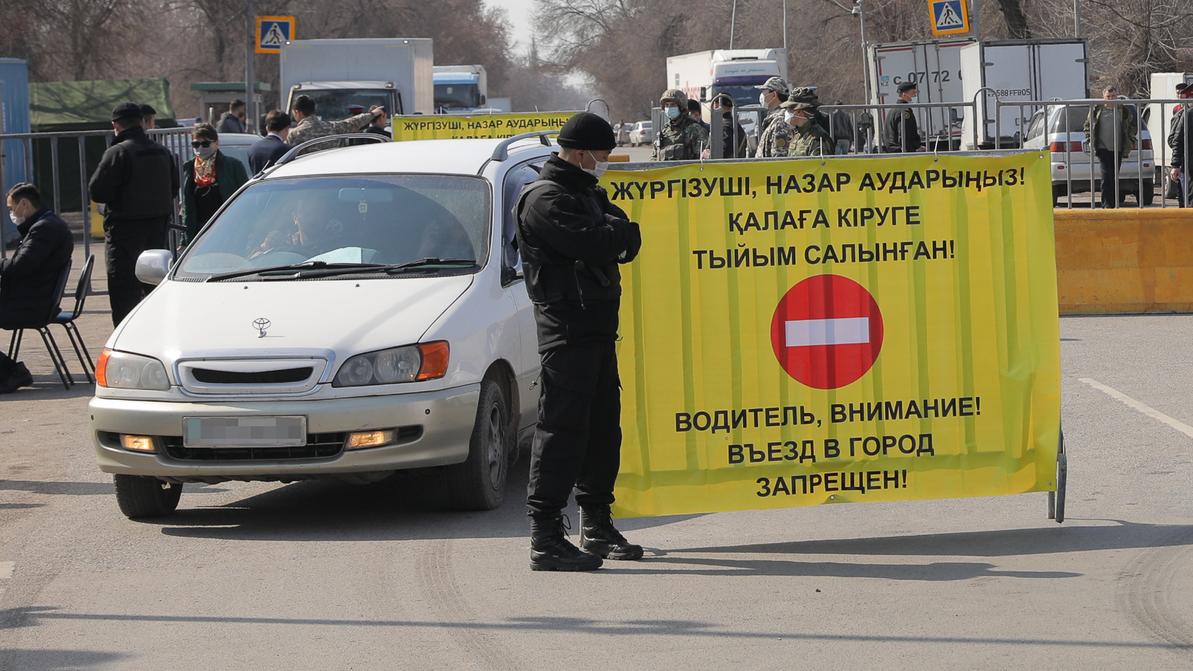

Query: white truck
left=279, top=38, right=434, bottom=119
left=960, top=39, right=1088, bottom=149
left=433, top=65, right=488, bottom=113
left=1145, top=72, right=1193, bottom=172
left=666, top=49, right=787, bottom=151
left=868, top=39, right=974, bottom=149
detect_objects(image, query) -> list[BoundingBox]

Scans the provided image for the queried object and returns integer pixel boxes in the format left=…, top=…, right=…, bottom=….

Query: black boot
left=530, top=514, right=603, bottom=572
left=580, top=506, right=644, bottom=560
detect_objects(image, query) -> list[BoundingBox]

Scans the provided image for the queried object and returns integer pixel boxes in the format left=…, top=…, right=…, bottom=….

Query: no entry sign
left=770, top=274, right=884, bottom=389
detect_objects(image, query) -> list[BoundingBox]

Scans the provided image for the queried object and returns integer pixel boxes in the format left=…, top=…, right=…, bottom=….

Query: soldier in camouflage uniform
left=287, top=95, right=383, bottom=152
left=781, top=100, right=835, bottom=157
left=787, top=86, right=832, bottom=137
left=754, top=76, right=792, bottom=158
left=654, top=89, right=709, bottom=161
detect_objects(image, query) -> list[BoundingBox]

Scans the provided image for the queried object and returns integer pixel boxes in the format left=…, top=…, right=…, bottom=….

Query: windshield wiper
left=206, top=261, right=385, bottom=282
left=276, top=258, right=479, bottom=279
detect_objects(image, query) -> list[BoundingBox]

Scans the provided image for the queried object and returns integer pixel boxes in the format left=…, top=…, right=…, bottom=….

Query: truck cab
left=284, top=81, right=401, bottom=120
left=433, top=65, right=488, bottom=114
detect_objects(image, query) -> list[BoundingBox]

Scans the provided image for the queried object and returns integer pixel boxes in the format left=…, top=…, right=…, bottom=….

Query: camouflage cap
left=788, top=86, right=820, bottom=105
left=780, top=100, right=817, bottom=111
left=660, top=88, right=688, bottom=105
left=755, top=76, right=789, bottom=95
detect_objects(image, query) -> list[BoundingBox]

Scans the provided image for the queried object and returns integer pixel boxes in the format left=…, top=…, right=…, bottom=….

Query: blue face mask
left=665, top=106, right=681, bottom=120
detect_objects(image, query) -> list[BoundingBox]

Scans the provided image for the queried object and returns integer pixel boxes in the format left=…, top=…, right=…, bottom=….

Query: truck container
left=433, top=65, right=488, bottom=113
left=960, top=39, right=1089, bottom=149
left=868, top=39, right=974, bottom=148
left=280, top=38, right=434, bottom=119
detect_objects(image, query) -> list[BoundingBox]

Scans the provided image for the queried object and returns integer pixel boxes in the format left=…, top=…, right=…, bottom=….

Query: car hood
left=111, top=275, right=473, bottom=361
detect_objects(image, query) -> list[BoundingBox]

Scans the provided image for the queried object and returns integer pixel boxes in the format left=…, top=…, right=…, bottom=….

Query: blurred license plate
left=182, top=416, right=307, bottom=448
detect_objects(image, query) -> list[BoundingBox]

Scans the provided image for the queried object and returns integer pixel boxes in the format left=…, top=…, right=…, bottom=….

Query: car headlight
left=332, top=341, right=449, bottom=387
left=96, top=349, right=171, bottom=390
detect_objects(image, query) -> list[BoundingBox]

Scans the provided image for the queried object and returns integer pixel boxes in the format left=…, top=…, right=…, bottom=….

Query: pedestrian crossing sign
left=255, top=15, right=295, bottom=54
left=928, top=0, right=969, bottom=36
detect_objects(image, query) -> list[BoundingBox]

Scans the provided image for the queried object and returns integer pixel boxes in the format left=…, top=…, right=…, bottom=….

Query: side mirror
left=135, top=249, right=174, bottom=286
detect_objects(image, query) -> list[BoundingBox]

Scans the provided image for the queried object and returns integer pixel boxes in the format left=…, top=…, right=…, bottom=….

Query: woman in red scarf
left=181, top=124, right=248, bottom=243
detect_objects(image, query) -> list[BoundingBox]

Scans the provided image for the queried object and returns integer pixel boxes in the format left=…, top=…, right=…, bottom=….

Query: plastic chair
left=54, top=254, right=96, bottom=383
left=6, top=260, right=75, bottom=389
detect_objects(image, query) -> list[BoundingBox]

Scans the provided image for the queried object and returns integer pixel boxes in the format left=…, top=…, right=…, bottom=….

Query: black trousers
left=1096, top=149, right=1123, bottom=208
left=526, top=340, right=622, bottom=519
left=105, top=217, right=168, bottom=327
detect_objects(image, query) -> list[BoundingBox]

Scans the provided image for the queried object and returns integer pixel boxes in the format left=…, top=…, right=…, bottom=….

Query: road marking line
left=1080, top=378, right=1193, bottom=440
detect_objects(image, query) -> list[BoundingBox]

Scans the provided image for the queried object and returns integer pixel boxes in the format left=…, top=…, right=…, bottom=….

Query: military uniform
left=788, top=122, right=835, bottom=157
left=756, top=110, right=795, bottom=157
left=651, top=90, right=707, bottom=161
left=287, top=111, right=377, bottom=151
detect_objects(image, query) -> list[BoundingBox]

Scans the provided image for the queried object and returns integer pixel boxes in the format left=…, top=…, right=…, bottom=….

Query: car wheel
left=1051, top=184, right=1066, bottom=207
left=113, top=475, right=182, bottom=519
left=446, top=378, right=510, bottom=510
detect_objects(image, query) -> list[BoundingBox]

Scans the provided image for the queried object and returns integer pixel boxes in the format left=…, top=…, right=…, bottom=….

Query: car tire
left=446, top=378, right=510, bottom=511
left=1141, top=180, right=1156, bottom=206
left=113, top=475, right=182, bottom=519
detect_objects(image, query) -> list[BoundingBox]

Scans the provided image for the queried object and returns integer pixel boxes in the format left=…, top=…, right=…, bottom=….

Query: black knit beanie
left=557, top=112, right=616, bottom=151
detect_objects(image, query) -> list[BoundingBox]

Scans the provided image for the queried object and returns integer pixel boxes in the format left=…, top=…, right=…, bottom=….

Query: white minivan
left=90, top=134, right=555, bottom=519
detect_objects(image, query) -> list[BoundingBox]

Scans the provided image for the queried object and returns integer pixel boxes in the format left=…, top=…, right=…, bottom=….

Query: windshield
left=296, top=90, right=395, bottom=121
left=710, top=85, right=765, bottom=108
left=175, top=175, right=491, bottom=281
left=435, top=84, right=481, bottom=110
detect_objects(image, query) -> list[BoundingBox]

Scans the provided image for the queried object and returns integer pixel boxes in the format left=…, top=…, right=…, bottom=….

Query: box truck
left=666, top=49, right=788, bottom=150
left=280, top=38, right=434, bottom=119
left=960, top=39, right=1089, bottom=149
left=433, top=65, right=488, bottom=113
left=868, top=39, right=974, bottom=148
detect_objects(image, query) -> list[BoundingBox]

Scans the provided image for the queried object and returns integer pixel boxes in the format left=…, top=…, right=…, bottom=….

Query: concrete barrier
left=1055, top=208, right=1193, bottom=314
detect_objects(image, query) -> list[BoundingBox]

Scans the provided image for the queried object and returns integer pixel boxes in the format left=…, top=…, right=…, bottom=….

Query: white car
left=629, top=121, right=653, bottom=146
left=1022, top=104, right=1156, bottom=206
left=90, top=134, right=553, bottom=518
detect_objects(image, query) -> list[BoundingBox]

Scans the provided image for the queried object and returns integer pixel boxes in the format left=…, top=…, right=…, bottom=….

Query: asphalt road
left=2, top=247, right=1192, bottom=670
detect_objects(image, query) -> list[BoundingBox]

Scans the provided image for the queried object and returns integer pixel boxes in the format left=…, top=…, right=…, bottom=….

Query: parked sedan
left=1022, top=104, right=1156, bottom=206
left=629, top=120, right=654, bottom=147
left=91, top=134, right=553, bottom=518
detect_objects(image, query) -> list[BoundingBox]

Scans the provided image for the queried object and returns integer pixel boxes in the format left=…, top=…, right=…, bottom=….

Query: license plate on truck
left=182, top=416, right=307, bottom=448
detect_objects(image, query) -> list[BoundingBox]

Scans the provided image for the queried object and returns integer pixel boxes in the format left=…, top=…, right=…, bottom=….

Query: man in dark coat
left=0, top=183, right=74, bottom=392
left=886, top=81, right=922, bottom=152
left=711, top=94, right=748, bottom=159
left=88, top=102, right=179, bottom=326
left=516, top=112, right=643, bottom=571
left=248, top=110, right=291, bottom=174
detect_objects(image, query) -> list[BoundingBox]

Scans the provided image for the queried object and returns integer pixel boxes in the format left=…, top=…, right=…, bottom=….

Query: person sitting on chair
left=0, top=183, right=74, bottom=393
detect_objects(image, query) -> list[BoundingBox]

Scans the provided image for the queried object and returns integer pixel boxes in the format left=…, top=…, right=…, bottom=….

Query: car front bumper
left=89, top=384, right=480, bottom=481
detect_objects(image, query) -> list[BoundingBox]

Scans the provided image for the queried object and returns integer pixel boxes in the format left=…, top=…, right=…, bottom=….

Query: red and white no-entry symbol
left=770, top=274, right=884, bottom=389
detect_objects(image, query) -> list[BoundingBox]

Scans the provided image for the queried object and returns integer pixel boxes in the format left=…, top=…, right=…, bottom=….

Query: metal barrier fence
left=0, top=127, right=195, bottom=260
left=994, top=97, right=1193, bottom=209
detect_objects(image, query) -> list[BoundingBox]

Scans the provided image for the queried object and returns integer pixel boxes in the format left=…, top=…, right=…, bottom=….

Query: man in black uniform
left=89, top=102, right=179, bottom=326
left=516, top=112, right=643, bottom=572
left=886, top=81, right=922, bottom=152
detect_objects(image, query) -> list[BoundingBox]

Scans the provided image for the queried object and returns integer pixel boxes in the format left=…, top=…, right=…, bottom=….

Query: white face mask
left=583, top=151, right=609, bottom=179
left=664, top=106, right=681, bottom=120
left=195, top=144, right=217, bottom=160
left=784, top=111, right=796, bottom=124
left=8, top=211, right=20, bottom=227
left=760, top=92, right=770, bottom=106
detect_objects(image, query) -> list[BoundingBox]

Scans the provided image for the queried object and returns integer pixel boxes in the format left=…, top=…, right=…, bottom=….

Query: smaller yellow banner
left=391, top=112, right=574, bottom=142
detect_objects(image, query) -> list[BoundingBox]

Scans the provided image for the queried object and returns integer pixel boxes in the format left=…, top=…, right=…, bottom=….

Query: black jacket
left=516, top=155, right=641, bottom=350
left=1171, top=108, right=1193, bottom=169
left=717, top=113, right=748, bottom=159
left=885, top=101, right=922, bottom=152
left=88, top=126, right=179, bottom=224
left=0, top=209, right=74, bottom=328
left=248, top=134, right=289, bottom=174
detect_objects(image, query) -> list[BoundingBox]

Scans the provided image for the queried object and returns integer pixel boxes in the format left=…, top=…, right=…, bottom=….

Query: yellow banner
left=391, top=112, right=573, bottom=142
left=605, top=152, right=1060, bottom=517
